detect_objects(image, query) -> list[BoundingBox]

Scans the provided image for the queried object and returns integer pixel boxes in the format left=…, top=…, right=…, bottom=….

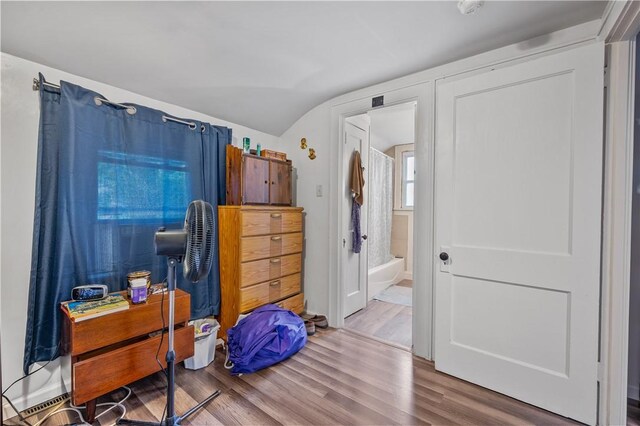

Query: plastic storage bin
left=184, top=318, right=220, bottom=370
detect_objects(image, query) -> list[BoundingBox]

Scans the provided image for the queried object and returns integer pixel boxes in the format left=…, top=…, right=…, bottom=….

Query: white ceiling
left=369, top=102, right=416, bottom=153
left=1, top=1, right=607, bottom=136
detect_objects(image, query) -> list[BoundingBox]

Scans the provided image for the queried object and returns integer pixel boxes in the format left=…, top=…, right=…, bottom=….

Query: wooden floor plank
left=344, top=299, right=413, bottom=348
left=9, top=328, right=579, bottom=425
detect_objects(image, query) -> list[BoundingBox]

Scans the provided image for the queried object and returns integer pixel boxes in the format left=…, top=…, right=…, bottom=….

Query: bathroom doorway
left=343, top=101, right=417, bottom=349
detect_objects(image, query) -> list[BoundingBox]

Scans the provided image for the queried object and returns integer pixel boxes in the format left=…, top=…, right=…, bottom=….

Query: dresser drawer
left=275, top=292, right=304, bottom=314
left=240, top=253, right=302, bottom=287
left=241, top=232, right=303, bottom=262
left=268, top=273, right=301, bottom=302
left=239, top=281, right=270, bottom=313
left=241, top=211, right=302, bottom=237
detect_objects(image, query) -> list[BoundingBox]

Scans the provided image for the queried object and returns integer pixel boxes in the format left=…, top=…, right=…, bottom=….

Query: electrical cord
left=2, top=394, right=33, bottom=426
left=2, top=341, right=61, bottom=398
left=2, top=341, right=63, bottom=426
left=31, top=386, right=131, bottom=426
left=155, top=278, right=168, bottom=424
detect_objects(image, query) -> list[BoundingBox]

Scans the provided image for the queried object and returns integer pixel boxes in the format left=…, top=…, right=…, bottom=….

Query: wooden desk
left=61, top=290, right=194, bottom=423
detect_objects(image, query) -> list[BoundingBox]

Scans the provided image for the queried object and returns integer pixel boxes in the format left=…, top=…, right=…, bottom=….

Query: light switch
left=316, top=185, right=323, bottom=197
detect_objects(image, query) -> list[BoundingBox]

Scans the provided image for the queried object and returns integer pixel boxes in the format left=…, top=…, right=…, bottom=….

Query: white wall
left=0, top=52, right=280, bottom=415
left=275, top=103, right=332, bottom=315
left=627, top=35, right=640, bottom=401
left=269, top=20, right=601, bottom=334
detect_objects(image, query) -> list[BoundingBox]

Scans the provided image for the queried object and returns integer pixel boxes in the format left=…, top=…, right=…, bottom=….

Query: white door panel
left=343, top=120, right=369, bottom=317
left=435, top=42, right=603, bottom=424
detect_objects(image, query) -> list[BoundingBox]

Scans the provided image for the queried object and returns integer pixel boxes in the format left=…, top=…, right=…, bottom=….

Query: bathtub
left=368, top=257, right=405, bottom=300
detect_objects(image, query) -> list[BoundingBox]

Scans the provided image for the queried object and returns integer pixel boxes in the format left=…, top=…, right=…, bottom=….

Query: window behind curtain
left=92, top=150, right=193, bottom=282
left=97, top=150, right=191, bottom=222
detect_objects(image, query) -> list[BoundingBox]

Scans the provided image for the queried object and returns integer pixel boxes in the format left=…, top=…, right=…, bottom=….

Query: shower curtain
left=368, top=148, right=394, bottom=269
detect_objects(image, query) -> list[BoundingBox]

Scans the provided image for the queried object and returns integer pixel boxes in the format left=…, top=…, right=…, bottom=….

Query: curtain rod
left=32, top=76, right=204, bottom=131
left=32, top=77, right=59, bottom=91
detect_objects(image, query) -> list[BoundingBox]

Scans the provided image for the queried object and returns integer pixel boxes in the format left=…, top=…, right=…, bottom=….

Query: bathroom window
left=402, top=151, right=415, bottom=209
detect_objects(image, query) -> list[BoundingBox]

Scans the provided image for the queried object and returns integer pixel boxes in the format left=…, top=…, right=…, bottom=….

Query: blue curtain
left=23, top=75, right=230, bottom=373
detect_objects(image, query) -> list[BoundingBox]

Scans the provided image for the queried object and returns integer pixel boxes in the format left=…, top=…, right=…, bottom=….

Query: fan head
left=154, top=200, right=215, bottom=283
left=183, top=200, right=215, bottom=282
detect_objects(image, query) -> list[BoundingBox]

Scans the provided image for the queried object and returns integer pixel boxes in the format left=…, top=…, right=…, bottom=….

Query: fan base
left=117, top=389, right=221, bottom=426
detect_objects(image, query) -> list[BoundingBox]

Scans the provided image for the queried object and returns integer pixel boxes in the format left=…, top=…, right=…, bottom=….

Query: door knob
left=439, top=252, right=449, bottom=261
left=362, top=235, right=368, bottom=240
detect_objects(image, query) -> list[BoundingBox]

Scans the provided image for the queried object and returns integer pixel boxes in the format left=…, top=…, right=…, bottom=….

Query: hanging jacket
left=351, top=150, right=365, bottom=206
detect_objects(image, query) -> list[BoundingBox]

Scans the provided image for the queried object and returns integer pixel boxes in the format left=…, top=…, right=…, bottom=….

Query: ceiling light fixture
left=458, top=0, right=485, bottom=15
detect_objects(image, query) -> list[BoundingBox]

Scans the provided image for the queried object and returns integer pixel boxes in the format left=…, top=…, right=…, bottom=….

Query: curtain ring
left=201, top=124, right=206, bottom=133
left=162, top=115, right=197, bottom=130
left=94, top=96, right=136, bottom=115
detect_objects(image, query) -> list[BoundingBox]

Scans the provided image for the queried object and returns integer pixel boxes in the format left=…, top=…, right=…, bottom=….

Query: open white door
left=434, top=43, right=604, bottom=424
left=343, top=119, right=369, bottom=318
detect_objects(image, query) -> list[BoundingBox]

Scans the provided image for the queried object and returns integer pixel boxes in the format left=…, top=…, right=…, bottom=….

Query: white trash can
left=184, top=318, right=220, bottom=370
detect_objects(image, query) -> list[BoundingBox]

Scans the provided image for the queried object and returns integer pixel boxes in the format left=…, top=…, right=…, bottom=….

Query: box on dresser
left=226, top=145, right=292, bottom=206
left=218, top=205, right=304, bottom=340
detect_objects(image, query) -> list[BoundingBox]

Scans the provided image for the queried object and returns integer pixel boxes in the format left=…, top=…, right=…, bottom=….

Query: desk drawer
left=72, top=325, right=194, bottom=404
left=240, top=232, right=302, bottom=262
left=66, top=291, right=191, bottom=356
left=240, top=253, right=302, bottom=287
left=241, top=211, right=302, bottom=236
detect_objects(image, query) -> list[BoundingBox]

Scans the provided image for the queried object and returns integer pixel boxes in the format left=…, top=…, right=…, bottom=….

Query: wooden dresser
left=61, top=290, right=193, bottom=423
left=218, top=205, right=304, bottom=339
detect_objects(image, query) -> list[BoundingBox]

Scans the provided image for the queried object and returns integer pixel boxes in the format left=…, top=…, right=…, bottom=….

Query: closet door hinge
left=603, top=64, right=610, bottom=89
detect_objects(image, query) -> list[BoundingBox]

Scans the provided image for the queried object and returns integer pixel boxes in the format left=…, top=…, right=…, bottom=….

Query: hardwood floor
left=629, top=399, right=640, bottom=426
left=345, top=280, right=413, bottom=348
left=344, top=300, right=412, bottom=348
left=8, top=328, right=576, bottom=425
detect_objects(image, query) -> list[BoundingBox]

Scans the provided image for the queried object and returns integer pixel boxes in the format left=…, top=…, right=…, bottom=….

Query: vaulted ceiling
left=1, top=1, right=607, bottom=136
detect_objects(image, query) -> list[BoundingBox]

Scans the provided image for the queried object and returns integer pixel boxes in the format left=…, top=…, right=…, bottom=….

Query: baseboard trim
left=2, top=380, right=70, bottom=420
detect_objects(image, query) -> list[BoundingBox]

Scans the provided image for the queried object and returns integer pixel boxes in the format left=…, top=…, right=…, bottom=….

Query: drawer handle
left=271, top=236, right=282, bottom=241
left=270, top=213, right=282, bottom=218
left=270, top=258, right=281, bottom=264
left=270, top=280, right=281, bottom=287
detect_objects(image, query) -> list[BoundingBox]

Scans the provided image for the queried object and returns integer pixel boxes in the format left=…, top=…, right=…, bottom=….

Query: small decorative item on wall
left=308, top=148, right=316, bottom=160
left=300, top=138, right=307, bottom=149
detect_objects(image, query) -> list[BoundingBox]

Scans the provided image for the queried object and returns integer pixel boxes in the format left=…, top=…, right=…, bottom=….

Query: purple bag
left=226, top=304, right=307, bottom=374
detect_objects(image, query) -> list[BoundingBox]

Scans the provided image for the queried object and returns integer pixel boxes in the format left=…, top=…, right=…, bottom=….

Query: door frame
left=330, top=82, right=434, bottom=359
left=599, top=2, right=640, bottom=424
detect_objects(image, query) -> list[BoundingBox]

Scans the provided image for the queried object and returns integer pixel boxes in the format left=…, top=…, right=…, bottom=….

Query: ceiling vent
left=458, top=0, right=485, bottom=15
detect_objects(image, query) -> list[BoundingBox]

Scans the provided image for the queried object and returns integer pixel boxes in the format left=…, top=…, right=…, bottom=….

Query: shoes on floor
left=302, top=314, right=328, bottom=329
left=304, top=320, right=316, bottom=336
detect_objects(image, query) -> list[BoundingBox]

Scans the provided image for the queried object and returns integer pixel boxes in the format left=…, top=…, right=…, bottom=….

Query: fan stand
left=117, top=257, right=221, bottom=426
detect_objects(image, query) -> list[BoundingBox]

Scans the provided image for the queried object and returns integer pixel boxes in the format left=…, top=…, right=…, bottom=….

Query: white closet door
left=434, top=42, right=603, bottom=425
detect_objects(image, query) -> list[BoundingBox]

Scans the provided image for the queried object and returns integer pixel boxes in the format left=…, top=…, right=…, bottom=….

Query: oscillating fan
left=118, top=200, right=221, bottom=426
